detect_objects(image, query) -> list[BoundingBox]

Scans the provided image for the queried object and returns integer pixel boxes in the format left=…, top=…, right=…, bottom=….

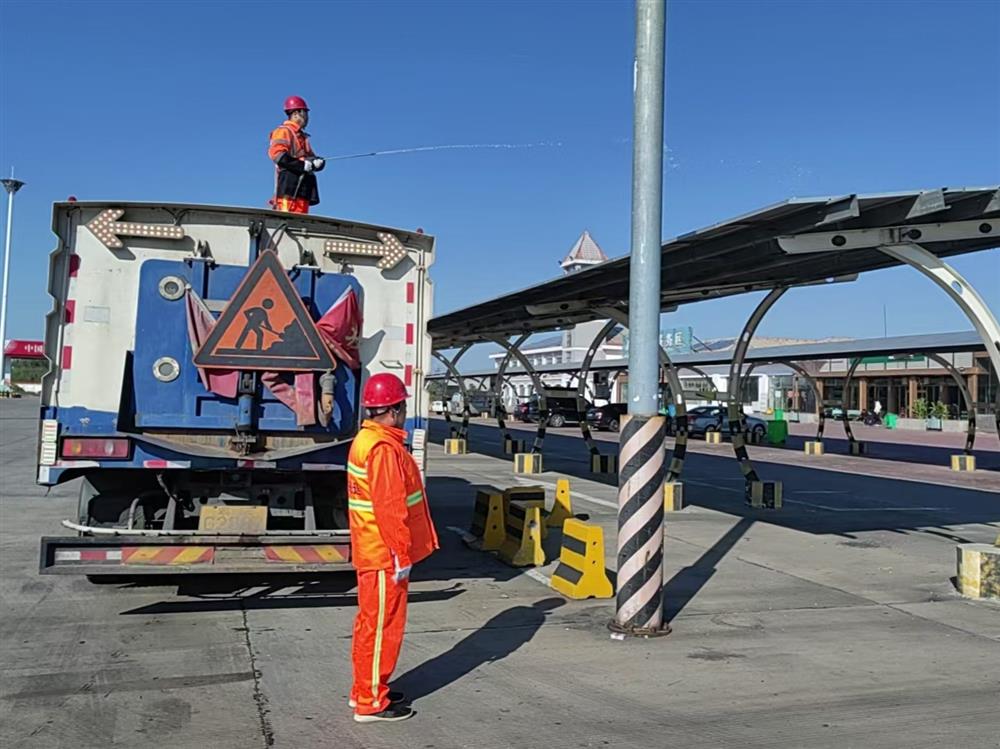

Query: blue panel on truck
left=133, top=259, right=361, bottom=433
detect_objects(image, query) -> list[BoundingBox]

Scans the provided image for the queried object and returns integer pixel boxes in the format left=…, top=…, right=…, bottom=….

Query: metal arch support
left=492, top=333, right=530, bottom=449
left=677, top=364, right=717, bottom=399
left=878, top=242, right=1000, bottom=438
left=576, top=319, right=619, bottom=456
left=491, top=335, right=549, bottom=454
left=599, top=307, right=688, bottom=481
left=925, top=353, right=977, bottom=454
left=785, top=361, right=825, bottom=440
left=840, top=356, right=863, bottom=447
left=727, top=287, right=788, bottom=485
left=432, top=343, right=473, bottom=440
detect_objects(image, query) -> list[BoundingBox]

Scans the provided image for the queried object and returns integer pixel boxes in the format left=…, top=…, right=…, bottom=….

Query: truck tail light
left=61, top=438, right=131, bottom=459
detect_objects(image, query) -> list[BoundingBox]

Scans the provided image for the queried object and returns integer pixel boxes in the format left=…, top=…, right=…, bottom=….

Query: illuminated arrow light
left=323, top=232, right=407, bottom=270
left=85, top=208, right=186, bottom=249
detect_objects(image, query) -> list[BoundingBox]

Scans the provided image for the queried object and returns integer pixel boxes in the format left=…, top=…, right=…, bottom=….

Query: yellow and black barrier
left=804, top=441, right=824, bottom=456
left=705, top=430, right=723, bottom=445
left=849, top=441, right=866, bottom=456
left=498, top=501, right=545, bottom=567
left=546, top=478, right=573, bottom=528
left=664, top=481, right=684, bottom=511
left=514, top=452, right=543, bottom=475
left=444, top=438, right=468, bottom=455
left=956, top=543, right=999, bottom=599
left=550, top=518, right=613, bottom=599
left=469, top=487, right=506, bottom=551
left=590, top=453, right=618, bottom=474
left=504, top=485, right=547, bottom=538
left=749, top=480, right=782, bottom=509
left=504, top=436, right=526, bottom=455
left=951, top=454, right=976, bottom=472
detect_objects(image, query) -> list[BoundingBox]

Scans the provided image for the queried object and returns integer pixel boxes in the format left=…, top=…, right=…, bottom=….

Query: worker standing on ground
left=347, top=373, right=439, bottom=723
left=268, top=95, right=324, bottom=214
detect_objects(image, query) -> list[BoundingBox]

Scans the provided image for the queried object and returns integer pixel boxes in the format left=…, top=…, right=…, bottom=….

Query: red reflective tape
left=68, top=254, right=80, bottom=277
left=65, top=300, right=76, bottom=324
left=405, top=323, right=414, bottom=345
left=295, top=546, right=324, bottom=564
left=61, top=346, right=72, bottom=370
left=405, top=282, right=414, bottom=304
left=405, top=364, right=413, bottom=387
left=152, top=547, right=180, bottom=564
left=79, top=550, right=107, bottom=561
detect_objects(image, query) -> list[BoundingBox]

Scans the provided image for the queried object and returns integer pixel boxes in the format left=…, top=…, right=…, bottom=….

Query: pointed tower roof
left=560, top=231, right=608, bottom=273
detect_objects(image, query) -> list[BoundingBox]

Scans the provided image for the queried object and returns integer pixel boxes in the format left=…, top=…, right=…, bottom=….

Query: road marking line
left=783, top=499, right=950, bottom=512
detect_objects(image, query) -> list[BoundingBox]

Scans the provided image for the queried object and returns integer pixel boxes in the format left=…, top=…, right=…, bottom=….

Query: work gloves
left=303, top=157, right=325, bottom=173
left=392, top=554, right=412, bottom=584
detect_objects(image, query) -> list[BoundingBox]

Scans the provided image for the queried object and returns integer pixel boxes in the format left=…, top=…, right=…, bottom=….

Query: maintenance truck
left=37, top=202, right=433, bottom=578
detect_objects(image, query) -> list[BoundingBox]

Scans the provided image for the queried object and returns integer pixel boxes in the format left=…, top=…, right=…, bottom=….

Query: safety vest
left=347, top=421, right=438, bottom=571
left=268, top=120, right=320, bottom=204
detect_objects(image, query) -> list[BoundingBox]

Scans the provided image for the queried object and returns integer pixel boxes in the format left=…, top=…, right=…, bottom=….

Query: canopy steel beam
left=787, top=361, right=825, bottom=440
left=727, top=288, right=788, bottom=487
left=877, top=241, right=1000, bottom=437
left=492, top=333, right=530, bottom=450
left=432, top=344, right=472, bottom=441
left=576, top=319, right=619, bottom=457
left=491, top=335, right=548, bottom=454
left=926, top=353, right=977, bottom=454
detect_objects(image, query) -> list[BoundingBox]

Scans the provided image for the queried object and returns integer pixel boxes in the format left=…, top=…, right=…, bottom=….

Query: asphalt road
left=3, top=399, right=999, bottom=748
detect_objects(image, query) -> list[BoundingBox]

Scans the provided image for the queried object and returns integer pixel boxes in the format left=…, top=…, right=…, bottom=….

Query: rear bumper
left=40, top=535, right=351, bottom=575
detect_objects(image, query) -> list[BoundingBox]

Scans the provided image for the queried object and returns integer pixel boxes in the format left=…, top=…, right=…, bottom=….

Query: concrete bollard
left=749, top=480, right=782, bottom=509
left=514, top=453, right=543, bottom=475
left=956, top=544, right=999, bottom=599
left=444, top=438, right=467, bottom=455
left=590, top=453, right=618, bottom=474
left=804, top=441, right=824, bottom=456
left=951, top=454, right=976, bottom=472
left=550, top=519, right=613, bottom=600
left=663, top=481, right=684, bottom=512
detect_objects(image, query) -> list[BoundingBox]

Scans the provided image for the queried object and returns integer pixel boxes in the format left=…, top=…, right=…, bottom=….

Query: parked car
left=586, top=403, right=627, bottom=432
left=686, top=405, right=768, bottom=438
left=516, top=392, right=591, bottom=428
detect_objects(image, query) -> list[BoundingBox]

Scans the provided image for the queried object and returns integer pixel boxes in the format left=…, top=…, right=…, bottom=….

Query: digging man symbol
left=234, top=298, right=278, bottom=351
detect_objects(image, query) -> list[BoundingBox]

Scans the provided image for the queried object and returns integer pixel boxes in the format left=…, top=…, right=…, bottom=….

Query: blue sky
left=1, top=0, right=998, bottom=368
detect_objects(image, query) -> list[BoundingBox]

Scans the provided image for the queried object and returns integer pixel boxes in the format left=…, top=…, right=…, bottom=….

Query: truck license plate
left=198, top=506, right=268, bottom=534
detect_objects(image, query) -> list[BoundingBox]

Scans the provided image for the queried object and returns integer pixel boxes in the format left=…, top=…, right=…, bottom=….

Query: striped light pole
left=612, top=0, right=669, bottom=637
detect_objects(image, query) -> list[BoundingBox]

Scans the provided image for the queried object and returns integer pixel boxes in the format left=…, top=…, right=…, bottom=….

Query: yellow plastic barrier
left=498, top=502, right=545, bottom=567
left=546, top=478, right=573, bottom=528
left=550, top=518, right=613, bottom=600
left=469, top=487, right=505, bottom=551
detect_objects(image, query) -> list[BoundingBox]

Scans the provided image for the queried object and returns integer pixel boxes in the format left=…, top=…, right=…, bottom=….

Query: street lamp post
left=0, top=175, right=25, bottom=389
left=612, top=0, right=669, bottom=637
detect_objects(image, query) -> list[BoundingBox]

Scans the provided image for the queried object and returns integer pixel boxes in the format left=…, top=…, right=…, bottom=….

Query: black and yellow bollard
left=749, top=480, right=782, bottom=509
left=804, top=441, right=824, bottom=456
left=514, top=452, right=543, bottom=475
left=951, top=454, right=976, bottom=472
left=444, top=438, right=467, bottom=455
left=663, top=481, right=684, bottom=512
left=590, top=453, right=618, bottom=474
left=705, top=430, right=723, bottom=445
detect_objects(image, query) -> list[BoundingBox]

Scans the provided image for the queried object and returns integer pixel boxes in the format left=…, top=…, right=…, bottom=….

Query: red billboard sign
left=3, top=340, right=45, bottom=358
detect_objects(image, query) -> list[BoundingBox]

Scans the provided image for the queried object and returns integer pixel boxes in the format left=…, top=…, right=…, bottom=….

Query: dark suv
left=516, top=392, right=590, bottom=428
left=586, top=403, right=627, bottom=432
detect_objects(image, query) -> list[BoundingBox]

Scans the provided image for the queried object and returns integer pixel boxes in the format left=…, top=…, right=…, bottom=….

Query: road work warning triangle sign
left=194, top=250, right=336, bottom=372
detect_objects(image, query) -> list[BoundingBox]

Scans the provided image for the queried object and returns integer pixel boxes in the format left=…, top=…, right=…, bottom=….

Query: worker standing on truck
left=347, top=373, right=439, bottom=723
left=268, top=95, right=324, bottom=214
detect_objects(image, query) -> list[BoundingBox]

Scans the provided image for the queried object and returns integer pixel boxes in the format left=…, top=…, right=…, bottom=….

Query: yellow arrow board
left=86, top=208, right=186, bottom=249
left=324, top=232, right=407, bottom=270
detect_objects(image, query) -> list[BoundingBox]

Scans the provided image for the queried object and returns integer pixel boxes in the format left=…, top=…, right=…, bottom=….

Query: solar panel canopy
left=429, top=187, right=1000, bottom=349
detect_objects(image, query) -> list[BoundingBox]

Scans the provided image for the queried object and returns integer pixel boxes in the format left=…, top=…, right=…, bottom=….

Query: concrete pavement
left=2, top=399, right=999, bottom=748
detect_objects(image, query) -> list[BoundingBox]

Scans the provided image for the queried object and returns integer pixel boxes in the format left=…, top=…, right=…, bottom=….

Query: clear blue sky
left=1, top=0, right=998, bottom=368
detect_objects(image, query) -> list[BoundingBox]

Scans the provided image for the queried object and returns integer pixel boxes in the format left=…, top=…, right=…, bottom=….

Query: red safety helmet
left=362, top=373, right=408, bottom=409
left=283, top=95, right=310, bottom=113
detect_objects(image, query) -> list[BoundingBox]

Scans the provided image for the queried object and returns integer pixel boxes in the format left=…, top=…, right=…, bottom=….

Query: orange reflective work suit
left=267, top=119, right=318, bottom=214
left=347, top=420, right=438, bottom=715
